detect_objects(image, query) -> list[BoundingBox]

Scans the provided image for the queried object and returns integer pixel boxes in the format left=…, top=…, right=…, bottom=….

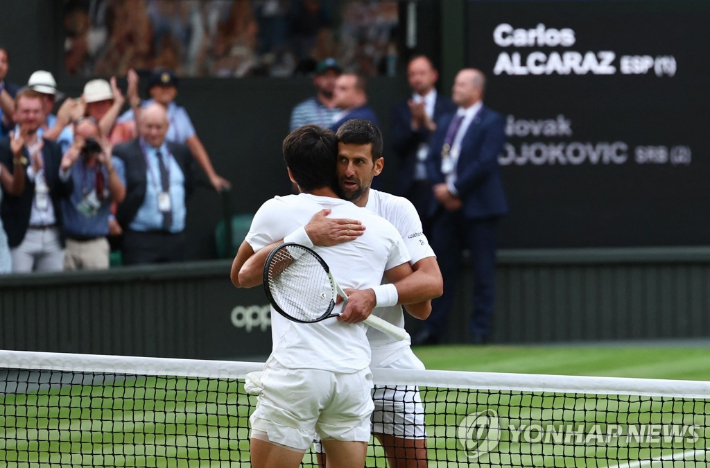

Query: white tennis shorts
left=250, top=359, right=375, bottom=451
left=371, top=349, right=427, bottom=439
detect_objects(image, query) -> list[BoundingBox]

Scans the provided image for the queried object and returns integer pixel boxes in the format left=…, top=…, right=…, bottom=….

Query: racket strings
left=266, top=245, right=335, bottom=322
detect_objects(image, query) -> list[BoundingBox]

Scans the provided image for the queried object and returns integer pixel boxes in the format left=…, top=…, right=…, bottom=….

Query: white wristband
left=372, top=283, right=398, bottom=308
left=283, top=226, right=314, bottom=248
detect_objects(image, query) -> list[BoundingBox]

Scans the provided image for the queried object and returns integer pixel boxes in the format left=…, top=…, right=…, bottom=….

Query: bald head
left=140, top=103, right=170, bottom=147
left=452, top=68, right=486, bottom=108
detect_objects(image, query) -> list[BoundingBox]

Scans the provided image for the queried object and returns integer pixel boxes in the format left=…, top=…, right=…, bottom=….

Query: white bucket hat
left=83, top=79, right=114, bottom=103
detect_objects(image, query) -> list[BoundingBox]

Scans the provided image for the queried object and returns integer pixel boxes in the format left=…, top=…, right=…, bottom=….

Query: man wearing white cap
left=26, top=70, right=74, bottom=153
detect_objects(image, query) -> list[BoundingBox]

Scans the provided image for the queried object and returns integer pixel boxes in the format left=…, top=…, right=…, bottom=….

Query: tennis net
left=1, top=349, right=708, bottom=467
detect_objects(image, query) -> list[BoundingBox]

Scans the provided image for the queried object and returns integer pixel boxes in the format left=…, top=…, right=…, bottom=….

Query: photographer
left=60, top=117, right=125, bottom=270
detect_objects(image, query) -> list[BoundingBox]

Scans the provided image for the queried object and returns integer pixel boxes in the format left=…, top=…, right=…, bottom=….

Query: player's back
left=313, top=196, right=410, bottom=294
left=245, top=193, right=409, bottom=374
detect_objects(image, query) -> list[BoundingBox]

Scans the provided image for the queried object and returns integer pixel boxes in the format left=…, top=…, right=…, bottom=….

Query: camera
left=82, top=138, right=102, bottom=154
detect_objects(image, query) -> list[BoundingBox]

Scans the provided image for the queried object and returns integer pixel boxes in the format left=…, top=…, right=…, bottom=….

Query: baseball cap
left=83, top=79, right=114, bottom=103
left=27, top=70, right=61, bottom=97
left=147, top=69, right=178, bottom=89
left=315, top=58, right=342, bottom=75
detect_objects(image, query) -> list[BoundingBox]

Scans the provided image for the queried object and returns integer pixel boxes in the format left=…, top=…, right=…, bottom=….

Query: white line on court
left=605, top=449, right=708, bottom=468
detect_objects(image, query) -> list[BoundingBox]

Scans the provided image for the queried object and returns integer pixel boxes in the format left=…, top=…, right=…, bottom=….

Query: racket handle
left=363, top=314, right=411, bottom=343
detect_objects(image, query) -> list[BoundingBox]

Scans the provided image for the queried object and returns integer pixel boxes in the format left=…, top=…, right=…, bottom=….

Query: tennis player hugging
left=231, top=122, right=440, bottom=468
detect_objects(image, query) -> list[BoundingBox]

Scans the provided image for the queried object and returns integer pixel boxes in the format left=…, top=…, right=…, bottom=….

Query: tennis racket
left=263, top=243, right=410, bottom=342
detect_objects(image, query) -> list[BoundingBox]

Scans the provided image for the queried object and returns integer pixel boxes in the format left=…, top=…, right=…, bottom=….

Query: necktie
left=441, top=114, right=465, bottom=174
left=444, top=114, right=465, bottom=148
left=156, top=150, right=172, bottom=230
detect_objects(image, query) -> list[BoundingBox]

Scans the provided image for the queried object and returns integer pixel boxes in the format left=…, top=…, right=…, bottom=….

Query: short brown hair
left=15, top=88, right=43, bottom=107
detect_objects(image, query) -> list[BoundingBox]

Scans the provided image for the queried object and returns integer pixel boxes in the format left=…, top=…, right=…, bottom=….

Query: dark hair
left=282, top=125, right=338, bottom=192
left=335, top=119, right=383, bottom=161
left=0, top=45, right=8, bottom=60
left=407, top=54, right=435, bottom=69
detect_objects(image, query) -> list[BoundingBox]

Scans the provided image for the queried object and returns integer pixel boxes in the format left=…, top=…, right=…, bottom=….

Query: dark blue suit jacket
left=0, top=137, right=73, bottom=247
left=330, top=105, right=379, bottom=132
left=391, top=94, right=456, bottom=195
left=425, top=105, right=509, bottom=219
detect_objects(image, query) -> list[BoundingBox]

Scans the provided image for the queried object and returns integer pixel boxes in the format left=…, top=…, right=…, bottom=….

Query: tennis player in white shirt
left=281, top=119, right=443, bottom=468
left=231, top=125, right=431, bottom=468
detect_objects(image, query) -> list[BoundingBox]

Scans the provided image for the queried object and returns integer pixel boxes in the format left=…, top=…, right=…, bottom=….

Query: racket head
left=263, top=243, right=339, bottom=323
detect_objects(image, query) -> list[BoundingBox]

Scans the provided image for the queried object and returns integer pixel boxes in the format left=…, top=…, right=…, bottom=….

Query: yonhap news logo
left=457, top=410, right=501, bottom=458
left=457, top=409, right=699, bottom=458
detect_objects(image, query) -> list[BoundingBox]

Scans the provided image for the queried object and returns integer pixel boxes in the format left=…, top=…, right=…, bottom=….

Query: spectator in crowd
left=0, top=129, right=27, bottom=273
left=0, top=89, right=73, bottom=273
left=112, top=103, right=193, bottom=265
left=0, top=45, right=20, bottom=138
left=60, top=117, right=125, bottom=270
left=419, top=69, right=508, bottom=346
left=26, top=70, right=75, bottom=153
left=391, top=55, right=455, bottom=236
left=81, top=72, right=140, bottom=145
left=289, top=57, right=342, bottom=131
left=330, top=73, right=378, bottom=132
left=117, top=69, right=230, bottom=192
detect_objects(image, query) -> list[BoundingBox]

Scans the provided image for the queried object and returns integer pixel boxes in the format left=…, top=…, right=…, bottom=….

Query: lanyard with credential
left=139, top=138, right=171, bottom=193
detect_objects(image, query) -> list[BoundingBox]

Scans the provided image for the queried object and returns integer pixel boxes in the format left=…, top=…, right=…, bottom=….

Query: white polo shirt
left=364, top=189, right=436, bottom=366
left=246, top=193, right=410, bottom=373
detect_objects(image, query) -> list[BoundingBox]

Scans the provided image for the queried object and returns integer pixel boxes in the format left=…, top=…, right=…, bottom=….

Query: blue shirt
left=289, top=97, right=340, bottom=131
left=117, top=101, right=196, bottom=144
left=61, top=160, right=112, bottom=238
left=113, top=141, right=186, bottom=233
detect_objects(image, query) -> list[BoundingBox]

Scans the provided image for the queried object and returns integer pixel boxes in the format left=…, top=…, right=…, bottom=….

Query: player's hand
left=338, top=288, right=376, bottom=323
left=305, top=209, right=365, bottom=246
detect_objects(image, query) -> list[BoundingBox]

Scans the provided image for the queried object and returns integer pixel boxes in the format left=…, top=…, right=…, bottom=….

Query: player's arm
left=237, top=209, right=366, bottom=287
left=342, top=258, right=438, bottom=322
left=230, top=240, right=255, bottom=288
left=237, top=239, right=283, bottom=288
left=384, top=262, right=432, bottom=319
left=395, top=256, right=443, bottom=307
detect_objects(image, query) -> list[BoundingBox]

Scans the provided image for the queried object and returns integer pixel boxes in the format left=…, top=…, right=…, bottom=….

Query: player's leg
left=317, top=367, right=374, bottom=468
left=250, top=436, right=305, bottom=468
left=371, top=350, right=428, bottom=467
left=373, top=433, right=427, bottom=468
left=320, top=440, right=367, bottom=468
left=249, top=362, right=327, bottom=468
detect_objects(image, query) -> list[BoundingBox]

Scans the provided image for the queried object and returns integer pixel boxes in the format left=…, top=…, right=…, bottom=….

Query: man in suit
left=418, top=69, right=508, bottom=345
left=112, top=103, right=193, bottom=265
left=330, top=73, right=379, bottom=132
left=391, top=55, right=456, bottom=235
left=0, top=88, right=73, bottom=272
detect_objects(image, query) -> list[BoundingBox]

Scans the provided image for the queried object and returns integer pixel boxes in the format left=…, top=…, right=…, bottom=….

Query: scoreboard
left=466, top=0, right=709, bottom=247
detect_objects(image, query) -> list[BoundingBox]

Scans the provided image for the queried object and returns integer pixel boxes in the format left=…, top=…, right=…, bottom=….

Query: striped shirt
left=289, top=97, right=339, bottom=131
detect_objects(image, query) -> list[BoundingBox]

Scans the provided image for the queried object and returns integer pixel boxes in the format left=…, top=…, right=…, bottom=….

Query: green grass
left=1, top=346, right=708, bottom=467
left=414, top=346, right=710, bottom=381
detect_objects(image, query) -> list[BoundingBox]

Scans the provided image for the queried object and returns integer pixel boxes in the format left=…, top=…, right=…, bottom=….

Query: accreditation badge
left=157, top=192, right=172, bottom=213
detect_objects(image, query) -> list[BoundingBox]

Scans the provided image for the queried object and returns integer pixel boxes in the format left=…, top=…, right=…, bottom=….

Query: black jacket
left=0, top=136, right=72, bottom=247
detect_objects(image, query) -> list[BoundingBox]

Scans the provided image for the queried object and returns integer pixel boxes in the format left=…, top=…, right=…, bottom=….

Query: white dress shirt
left=446, top=101, right=483, bottom=195
left=412, top=89, right=437, bottom=180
